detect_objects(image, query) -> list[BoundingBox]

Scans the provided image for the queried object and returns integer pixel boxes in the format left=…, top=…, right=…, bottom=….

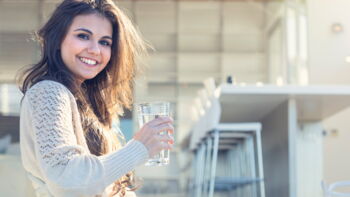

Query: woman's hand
left=133, top=116, right=174, bottom=157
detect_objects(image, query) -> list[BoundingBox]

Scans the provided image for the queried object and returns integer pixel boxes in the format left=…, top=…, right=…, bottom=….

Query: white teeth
left=79, top=57, right=97, bottom=65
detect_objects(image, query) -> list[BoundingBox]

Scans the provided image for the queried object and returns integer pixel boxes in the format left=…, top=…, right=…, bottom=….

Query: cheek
left=103, top=49, right=112, bottom=64
left=61, top=40, right=74, bottom=61
left=60, top=44, right=71, bottom=64
left=62, top=38, right=83, bottom=56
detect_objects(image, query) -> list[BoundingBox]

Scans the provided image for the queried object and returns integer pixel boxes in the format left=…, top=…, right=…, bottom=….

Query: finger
left=161, top=142, right=173, bottom=150
left=152, top=124, right=174, bottom=135
left=157, top=122, right=175, bottom=135
left=153, top=141, right=172, bottom=152
left=157, top=134, right=174, bottom=144
left=167, top=126, right=174, bottom=135
left=148, top=116, right=173, bottom=127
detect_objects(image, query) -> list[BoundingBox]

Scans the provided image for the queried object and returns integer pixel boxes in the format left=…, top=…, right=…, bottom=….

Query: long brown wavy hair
left=17, top=0, right=148, bottom=196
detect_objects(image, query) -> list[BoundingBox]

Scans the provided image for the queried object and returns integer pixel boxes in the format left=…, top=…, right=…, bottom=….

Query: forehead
left=68, top=13, right=113, bottom=36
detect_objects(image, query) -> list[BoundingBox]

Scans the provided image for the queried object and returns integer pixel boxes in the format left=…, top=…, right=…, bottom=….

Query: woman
left=18, top=0, right=174, bottom=196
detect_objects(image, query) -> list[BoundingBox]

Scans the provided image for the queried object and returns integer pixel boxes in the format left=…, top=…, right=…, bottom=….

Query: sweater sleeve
left=26, top=81, right=148, bottom=196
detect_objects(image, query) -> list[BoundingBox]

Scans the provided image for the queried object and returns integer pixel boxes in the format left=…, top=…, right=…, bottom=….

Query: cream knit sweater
left=20, top=80, right=149, bottom=197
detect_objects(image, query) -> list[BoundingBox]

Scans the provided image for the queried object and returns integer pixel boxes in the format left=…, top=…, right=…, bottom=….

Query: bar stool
left=192, top=122, right=265, bottom=197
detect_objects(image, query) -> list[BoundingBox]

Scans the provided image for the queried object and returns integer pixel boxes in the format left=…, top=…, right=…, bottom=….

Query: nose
left=87, top=41, right=101, bottom=56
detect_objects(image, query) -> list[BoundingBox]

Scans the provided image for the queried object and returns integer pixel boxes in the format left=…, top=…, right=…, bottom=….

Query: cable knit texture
left=20, top=80, right=149, bottom=197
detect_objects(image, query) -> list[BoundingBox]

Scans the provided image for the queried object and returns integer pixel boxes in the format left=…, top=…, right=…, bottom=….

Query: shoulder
left=27, top=80, right=71, bottom=97
left=25, top=80, right=74, bottom=106
left=28, top=80, right=69, bottom=93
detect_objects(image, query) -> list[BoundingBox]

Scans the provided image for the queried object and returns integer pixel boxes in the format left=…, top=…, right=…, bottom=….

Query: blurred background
left=1, top=0, right=350, bottom=196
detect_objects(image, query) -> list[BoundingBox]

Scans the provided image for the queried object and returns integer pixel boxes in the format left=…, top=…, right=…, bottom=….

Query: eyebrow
left=74, top=28, right=112, bottom=40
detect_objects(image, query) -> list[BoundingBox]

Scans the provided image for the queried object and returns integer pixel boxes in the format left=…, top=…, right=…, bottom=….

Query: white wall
left=308, top=0, right=350, bottom=186
left=308, top=0, right=350, bottom=84
left=322, top=108, right=350, bottom=191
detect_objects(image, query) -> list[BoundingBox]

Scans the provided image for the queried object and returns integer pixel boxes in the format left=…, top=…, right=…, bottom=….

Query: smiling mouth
left=78, top=57, right=98, bottom=66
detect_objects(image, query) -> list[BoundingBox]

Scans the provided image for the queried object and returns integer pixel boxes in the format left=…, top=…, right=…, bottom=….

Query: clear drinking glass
left=137, top=101, right=171, bottom=166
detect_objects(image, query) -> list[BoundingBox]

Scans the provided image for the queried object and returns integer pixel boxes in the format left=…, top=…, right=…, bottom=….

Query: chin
left=82, top=73, right=99, bottom=80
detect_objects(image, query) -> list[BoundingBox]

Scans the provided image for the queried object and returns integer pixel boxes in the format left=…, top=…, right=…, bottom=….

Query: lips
left=78, top=56, right=99, bottom=66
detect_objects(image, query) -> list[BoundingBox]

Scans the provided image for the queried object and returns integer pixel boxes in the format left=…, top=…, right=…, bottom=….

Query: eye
left=77, top=33, right=89, bottom=40
left=99, top=40, right=111, bottom=47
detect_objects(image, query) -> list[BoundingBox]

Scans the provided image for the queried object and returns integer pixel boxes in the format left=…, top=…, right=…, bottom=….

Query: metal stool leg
left=203, top=136, right=213, bottom=197
left=209, top=129, right=219, bottom=197
left=189, top=151, right=198, bottom=197
left=196, top=143, right=206, bottom=197
left=256, top=127, right=265, bottom=197
left=193, top=149, right=200, bottom=197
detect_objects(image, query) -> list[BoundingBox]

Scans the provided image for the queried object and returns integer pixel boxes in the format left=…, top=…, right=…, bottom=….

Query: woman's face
left=61, top=13, right=113, bottom=84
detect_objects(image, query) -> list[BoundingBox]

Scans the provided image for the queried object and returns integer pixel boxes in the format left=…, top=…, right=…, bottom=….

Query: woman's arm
left=26, top=81, right=148, bottom=196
